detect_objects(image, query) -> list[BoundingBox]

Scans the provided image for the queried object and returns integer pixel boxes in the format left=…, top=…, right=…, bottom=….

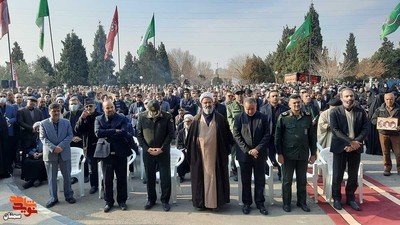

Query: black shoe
left=33, top=180, right=42, bottom=187
left=119, top=203, right=127, bottom=211
left=195, top=207, right=206, bottom=211
left=242, top=205, right=251, bottom=214
left=296, top=202, right=310, bottom=212
left=143, top=180, right=147, bottom=184
left=71, top=177, right=78, bottom=184
left=104, top=204, right=113, bottom=213
left=283, top=204, right=291, bottom=212
left=179, top=176, right=184, bottom=183
left=22, top=180, right=34, bottom=189
left=257, top=205, right=268, bottom=215
left=89, top=186, right=98, bottom=194
left=66, top=197, right=76, bottom=204
left=144, top=201, right=156, bottom=210
left=211, top=207, right=220, bottom=212
left=346, top=201, right=361, bottom=211
left=162, top=203, right=171, bottom=212
left=46, top=199, right=59, bottom=208
left=333, top=200, right=342, bottom=210
left=84, top=176, right=90, bottom=183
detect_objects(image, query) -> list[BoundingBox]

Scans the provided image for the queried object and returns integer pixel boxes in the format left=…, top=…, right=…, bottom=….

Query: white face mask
left=0, top=97, right=6, bottom=104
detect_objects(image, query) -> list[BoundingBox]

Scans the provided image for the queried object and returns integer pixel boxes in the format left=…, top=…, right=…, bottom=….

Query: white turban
left=183, top=114, right=194, bottom=121
left=199, top=92, right=214, bottom=103
left=33, top=122, right=41, bottom=130
left=56, top=97, right=65, bottom=102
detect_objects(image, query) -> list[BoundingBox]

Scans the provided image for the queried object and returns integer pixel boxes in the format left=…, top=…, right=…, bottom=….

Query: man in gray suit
left=40, top=103, right=76, bottom=208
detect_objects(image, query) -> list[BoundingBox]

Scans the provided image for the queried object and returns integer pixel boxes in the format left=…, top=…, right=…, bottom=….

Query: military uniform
left=275, top=110, right=317, bottom=208
left=227, top=100, right=244, bottom=179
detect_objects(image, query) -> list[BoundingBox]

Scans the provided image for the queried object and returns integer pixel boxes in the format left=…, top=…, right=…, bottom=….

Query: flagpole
left=47, top=13, right=56, bottom=71
left=117, top=30, right=121, bottom=71
left=153, top=13, right=155, bottom=47
left=7, top=32, right=13, bottom=85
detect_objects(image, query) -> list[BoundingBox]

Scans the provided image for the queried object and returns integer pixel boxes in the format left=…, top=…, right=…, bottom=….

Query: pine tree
left=157, top=42, right=172, bottom=83
left=11, top=42, right=25, bottom=64
left=88, top=24, right=115, bottom=85
left=119, top=51, right=140, bottom=84
left=242, top=55, right=273, bottom=83
left=273, top=26, right=296, bottom=75
left=35, top=56, right=55, bottom=76
left=343, top=33, right=359, bottom=73
left=57, top=32, right=89, bottom=85
left=137, top=42, right=157, bottom=84
left=372, top=38, right=400, bottom=78
left=291, top=3, right=323, bottom=73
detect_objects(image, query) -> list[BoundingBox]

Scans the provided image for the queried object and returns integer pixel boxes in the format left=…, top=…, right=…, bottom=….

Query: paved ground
left=1, top=152, right=399, bottom=225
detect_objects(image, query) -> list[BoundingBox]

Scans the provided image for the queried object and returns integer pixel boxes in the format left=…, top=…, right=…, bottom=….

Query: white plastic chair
left=276, top=154, right=319, bottom=203
left=133, top=137, right=145, bottom=180
left=318, top=147, right=363, bottom=204
left=98, top=149, right=136, bottom=199
left=156, top=148, right=184, bottom=204
left=57, top=147, right=85, bottom=197
left=235, top=158, right=275, bottom=205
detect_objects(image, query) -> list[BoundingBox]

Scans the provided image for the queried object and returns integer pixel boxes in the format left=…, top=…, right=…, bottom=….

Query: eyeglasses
left=85, top=105, right=94, bottom=108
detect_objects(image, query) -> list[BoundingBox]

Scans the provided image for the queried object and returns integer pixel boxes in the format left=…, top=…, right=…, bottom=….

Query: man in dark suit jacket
left=17, top=97, right=44, bottom=157
left=330, top=88, right=368, bottom=211
left=260, top=90, right=289, bottom=180
left=233, top=97, right=271, bottom=215
left=75, top=98, right=102, bottom=194
left=40, top=103, right=75, bottom=208
left=94, top=101, right=132, bottom=213
left=137, top=100, right=174, bottom=212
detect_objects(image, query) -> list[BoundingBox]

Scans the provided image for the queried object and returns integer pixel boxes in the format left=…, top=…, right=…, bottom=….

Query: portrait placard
left=376, top=117, right=398, bottom=131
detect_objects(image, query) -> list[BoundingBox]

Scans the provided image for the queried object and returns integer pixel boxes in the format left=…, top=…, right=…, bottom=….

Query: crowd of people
left=0, top=79, right=399, bottom=215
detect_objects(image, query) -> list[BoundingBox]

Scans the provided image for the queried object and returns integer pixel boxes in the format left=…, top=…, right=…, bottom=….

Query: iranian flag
left=36, top=0, right=49, bottom=50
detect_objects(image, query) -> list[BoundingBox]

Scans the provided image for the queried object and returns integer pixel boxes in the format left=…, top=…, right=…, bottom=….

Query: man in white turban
left=186, top=92, right=233, bottom=211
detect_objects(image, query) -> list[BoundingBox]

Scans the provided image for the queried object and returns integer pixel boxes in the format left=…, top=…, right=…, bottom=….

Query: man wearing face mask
left=75, top=99, right=102, bottom=194
left=137, top=100, right=174, bottom=211
left=63, top=97, right=83, bottom=148
left=186, top=92, right=232, bottom=211
left=330, top=88, right=368, bottom=211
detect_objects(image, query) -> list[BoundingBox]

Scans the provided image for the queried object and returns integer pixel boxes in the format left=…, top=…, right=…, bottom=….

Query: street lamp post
left=180, top=74, right=184, bottom=86
left=139, top=76, right=143, bottom=85
left=274, top=71, right=278, bottom=84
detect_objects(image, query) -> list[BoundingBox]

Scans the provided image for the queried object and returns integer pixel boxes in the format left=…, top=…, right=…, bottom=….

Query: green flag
left=381, top=3, right=400, bottom=39
left=35, top=0, right=49, bottom=50
left=137, top=14, right=155, bottom=56
left=286, top=15, right=311, bottom=51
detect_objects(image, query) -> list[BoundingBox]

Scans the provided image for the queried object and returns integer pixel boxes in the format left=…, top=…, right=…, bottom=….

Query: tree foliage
left=88, top=24, right=115, bottom=85
left=118, top=51, right=139, bottom=84
left=343, top=33, right=359, bottom=73
left=11, top=41, right=25, bottom=64
left=356, top=58, right=386, bottom=79
left=35, top=56, right=55, bottom=76
left=56, top=32, right=89, bottom=85
left=241, top=54, right=273, bottom=83
left=156, top=42, right=172, bottom=83
left=372, top=38, right=400, bottom=79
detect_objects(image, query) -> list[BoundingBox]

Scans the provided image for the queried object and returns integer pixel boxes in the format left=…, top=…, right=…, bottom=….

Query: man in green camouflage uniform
left=226, top=90, right=244, bottom=181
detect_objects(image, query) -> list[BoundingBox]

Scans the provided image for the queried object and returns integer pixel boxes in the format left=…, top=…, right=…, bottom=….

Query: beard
left=203, top=107, right=214, bottom=115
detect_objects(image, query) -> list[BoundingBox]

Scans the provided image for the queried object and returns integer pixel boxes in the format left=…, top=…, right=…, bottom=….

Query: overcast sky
left=1, top=0, right=399, bottom=70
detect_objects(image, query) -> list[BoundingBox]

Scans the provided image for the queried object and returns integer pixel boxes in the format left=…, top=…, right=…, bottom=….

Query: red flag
left=0, top=0, right=10, bottom=39
left=104, top=6, right=118, bottom=60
